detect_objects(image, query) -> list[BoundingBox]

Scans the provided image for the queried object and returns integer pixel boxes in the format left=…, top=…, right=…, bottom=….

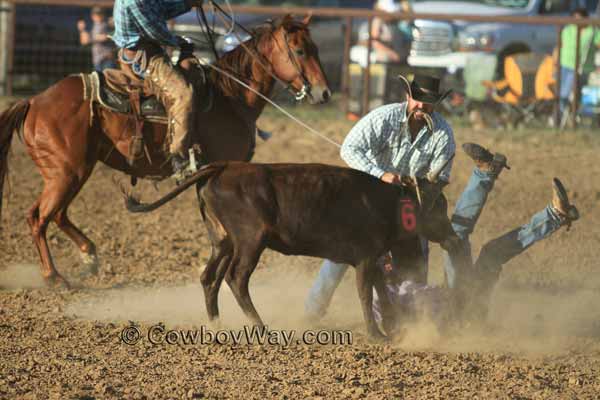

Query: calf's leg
left=225, top=241, right=265, bottom=327
left=199, top=202, right=233, bottom=325
left=373, top=266, right=397, bottom=337
left=200, top=243, right=232, bottom=324
left=355, top=257, right=387, bottom=340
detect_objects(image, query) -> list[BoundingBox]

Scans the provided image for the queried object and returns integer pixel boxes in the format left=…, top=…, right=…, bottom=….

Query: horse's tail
left=0, top=100, right=31, bottom=224
left=125, top=162, right=228, bottom=213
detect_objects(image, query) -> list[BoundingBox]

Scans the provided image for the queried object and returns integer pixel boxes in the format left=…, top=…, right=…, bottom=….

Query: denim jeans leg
left=560, top=67, right=575, bottom=115
left=304, top=259, right=349, bottom=318
left=475, top=205, right=563, bottom=279
left=443, top=168, right=497, bottom=288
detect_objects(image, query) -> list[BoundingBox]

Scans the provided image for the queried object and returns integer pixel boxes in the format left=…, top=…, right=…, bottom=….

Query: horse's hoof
left=80, top=251, right=99, bottom=275
left=45, top=274, right=71, bottom=289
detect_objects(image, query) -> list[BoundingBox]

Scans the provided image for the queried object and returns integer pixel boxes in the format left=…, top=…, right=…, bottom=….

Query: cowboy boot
left=462, top=142, right=511, bottom=178
left=551, top=177, right=580, bottom=230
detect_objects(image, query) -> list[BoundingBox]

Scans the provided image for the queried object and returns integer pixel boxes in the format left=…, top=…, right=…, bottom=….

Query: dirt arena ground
left=2, top=96, right=600, bottom=399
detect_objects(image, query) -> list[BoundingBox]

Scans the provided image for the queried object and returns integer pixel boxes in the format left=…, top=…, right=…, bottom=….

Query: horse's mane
left=210, top=17, right=308, bottom=99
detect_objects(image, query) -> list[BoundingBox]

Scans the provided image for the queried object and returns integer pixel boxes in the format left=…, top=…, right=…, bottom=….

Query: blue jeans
left=473, top=205, right=563, bottom=281
left=444, top=168, right=563, bottom=288
left=442, top=168, right=495, bottom=288
left=559, top=67, right=589, bottom=116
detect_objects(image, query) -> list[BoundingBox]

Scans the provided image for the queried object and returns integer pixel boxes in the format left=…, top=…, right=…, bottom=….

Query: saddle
left=80, top=64, right=213, bottom=165
left=81, top=69, right=168, bottom=124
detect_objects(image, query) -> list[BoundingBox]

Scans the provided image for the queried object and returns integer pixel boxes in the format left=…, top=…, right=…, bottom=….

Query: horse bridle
left=205, top=1, right=312, bottom=101
left=280, top=28, right=312, bottom=101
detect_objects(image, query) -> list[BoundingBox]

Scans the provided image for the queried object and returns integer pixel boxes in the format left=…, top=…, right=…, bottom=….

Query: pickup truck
left=407, top=0, right=599, bottom=80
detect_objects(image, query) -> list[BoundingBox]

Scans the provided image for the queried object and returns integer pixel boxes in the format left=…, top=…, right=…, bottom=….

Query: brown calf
left=127, top=162, right=469, bottom=339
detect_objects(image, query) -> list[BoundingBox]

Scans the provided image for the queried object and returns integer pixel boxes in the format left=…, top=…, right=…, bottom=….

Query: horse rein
left=204, top=0, right=312, bottom=101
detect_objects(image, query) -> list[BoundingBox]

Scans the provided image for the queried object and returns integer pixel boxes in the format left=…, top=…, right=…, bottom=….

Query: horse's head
left=268, top=14, right=331, bottom=104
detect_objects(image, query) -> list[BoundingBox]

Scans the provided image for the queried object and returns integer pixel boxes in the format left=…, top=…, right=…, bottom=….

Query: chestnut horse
left=0, top=15, right=330, bottom=287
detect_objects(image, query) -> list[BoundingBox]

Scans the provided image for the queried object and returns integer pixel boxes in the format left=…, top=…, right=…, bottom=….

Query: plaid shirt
left=112, top=0, right=192, bottom=49
left=340, top=103, right=455, bottom=182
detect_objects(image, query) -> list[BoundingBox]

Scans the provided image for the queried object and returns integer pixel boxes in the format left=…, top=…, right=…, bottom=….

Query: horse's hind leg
left=28, top=184, right=71, bottom=287
left=29, top=171, right=93, bottom=287
left=52, top=168, right=98, bottom=274
left=54, top=209, right=98, bottom=275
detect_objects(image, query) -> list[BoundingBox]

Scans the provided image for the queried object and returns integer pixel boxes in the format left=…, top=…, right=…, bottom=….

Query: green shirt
left=560, top=24, right=600, bottom=73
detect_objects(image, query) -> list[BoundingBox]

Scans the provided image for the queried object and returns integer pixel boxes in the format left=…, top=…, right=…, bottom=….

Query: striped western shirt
left=340, top=102, right=455, bottom=182
left=112, top=0, right=192, bottom=49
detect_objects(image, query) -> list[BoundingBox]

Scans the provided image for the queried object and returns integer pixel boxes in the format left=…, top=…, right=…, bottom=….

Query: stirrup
left=171, top=148, right=200, bottom=184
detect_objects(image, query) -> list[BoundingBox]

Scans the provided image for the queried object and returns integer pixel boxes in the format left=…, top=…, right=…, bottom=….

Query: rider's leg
left=145, top=54, right=195, bottom=178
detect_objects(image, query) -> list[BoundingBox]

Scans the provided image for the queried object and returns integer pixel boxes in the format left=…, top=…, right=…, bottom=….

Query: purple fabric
left=373, top=280, right=448, bottom=329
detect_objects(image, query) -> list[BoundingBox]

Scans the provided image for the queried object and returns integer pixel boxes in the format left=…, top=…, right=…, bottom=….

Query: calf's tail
left=126, top=162, right=227, bottom=213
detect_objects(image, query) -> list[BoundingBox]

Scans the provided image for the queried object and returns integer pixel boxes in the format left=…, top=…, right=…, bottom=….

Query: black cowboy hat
left=396, top=74, right=452, bottom=105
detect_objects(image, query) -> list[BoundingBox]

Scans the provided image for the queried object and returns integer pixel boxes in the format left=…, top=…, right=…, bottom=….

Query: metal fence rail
left=1, top=0, right=599, bottom=128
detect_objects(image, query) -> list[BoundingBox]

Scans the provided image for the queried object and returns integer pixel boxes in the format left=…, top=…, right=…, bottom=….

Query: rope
left=204, top=61, right=342, bottom=148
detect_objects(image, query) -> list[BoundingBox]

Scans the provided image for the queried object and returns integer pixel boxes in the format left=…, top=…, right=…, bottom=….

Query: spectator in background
left=555, top=7, right=600, bottom=115
left=77, top=7, right=117, bottom=72
left=350, top=0, right=411, bottom=68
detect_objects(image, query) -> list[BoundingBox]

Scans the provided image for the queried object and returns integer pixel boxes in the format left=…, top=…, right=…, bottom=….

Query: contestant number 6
left=400, top=199, right=416, bottom=232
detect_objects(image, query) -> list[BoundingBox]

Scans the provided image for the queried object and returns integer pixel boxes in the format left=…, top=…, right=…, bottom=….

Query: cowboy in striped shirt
left=112, top=0, right=204, bottom=180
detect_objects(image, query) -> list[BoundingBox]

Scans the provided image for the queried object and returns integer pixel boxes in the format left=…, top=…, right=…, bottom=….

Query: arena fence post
left=0, top=1, right=14, bottom=96
left=361, top=16, right=373, bottom=116
left=342, top=16, right=352, bottom=115
left=573, top=25, right=581, bottom=130
left=555, top=24, right=562, bottom=131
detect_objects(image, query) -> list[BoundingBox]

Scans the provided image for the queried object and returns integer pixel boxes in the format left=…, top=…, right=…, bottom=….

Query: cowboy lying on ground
left=370, top=144, right=580, bottom=331
left=111, top=0, right=205, bottom=182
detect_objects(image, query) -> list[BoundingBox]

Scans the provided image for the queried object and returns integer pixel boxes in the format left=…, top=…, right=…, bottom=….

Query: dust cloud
left=64, top=262, right=600, bottom=355
left=0, top=263, right=46, bottom=290
left=392, top=283, right=600, bottom=354
left=65, top=265, right=365, bottom=332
